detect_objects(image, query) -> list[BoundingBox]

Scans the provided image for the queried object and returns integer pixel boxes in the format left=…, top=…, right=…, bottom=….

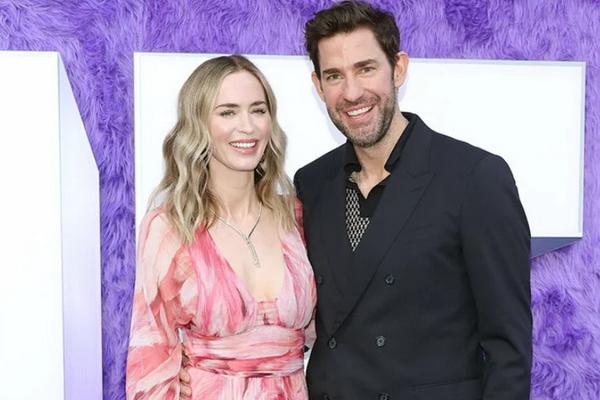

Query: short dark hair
left=304, top=1, right=400, bottom=78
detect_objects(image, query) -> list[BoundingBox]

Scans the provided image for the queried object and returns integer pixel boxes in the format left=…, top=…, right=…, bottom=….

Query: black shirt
left=343, top=113, right=416, bottom=251
left=344, top=113, right=416, bottom=217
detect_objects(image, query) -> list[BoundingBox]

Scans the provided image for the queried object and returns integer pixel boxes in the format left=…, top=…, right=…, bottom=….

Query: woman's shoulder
left=138, top=207, right=183, bottom=253
left=140, top=207, right=171, bottom=235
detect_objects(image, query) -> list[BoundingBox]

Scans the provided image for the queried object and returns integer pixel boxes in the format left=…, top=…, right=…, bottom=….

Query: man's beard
left=328, top=88, right=397, bottom=148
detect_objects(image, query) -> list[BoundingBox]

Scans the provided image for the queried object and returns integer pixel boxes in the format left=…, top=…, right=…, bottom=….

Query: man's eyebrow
left=321, top=59, right=379, bottom=76
left=354, top=59, right=378, bottom=69
left=321, top=67, right=341, bottom=76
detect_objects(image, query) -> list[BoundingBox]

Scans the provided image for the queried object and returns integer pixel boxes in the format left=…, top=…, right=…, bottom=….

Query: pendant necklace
left=215, top=203, right=263, bottom=268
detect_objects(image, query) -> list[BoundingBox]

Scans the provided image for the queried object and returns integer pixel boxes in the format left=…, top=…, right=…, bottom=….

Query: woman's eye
left=219, top=110, right=235, bottom=117
left=252, top=108, right=267, bottom=114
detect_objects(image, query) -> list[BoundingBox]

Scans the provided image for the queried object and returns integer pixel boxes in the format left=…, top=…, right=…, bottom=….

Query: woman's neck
left=208, top=162, right=260, bottom=221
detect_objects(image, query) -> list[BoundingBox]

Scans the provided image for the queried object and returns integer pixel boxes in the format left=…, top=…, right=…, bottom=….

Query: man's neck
left=354, top=109, right=408, bottom=182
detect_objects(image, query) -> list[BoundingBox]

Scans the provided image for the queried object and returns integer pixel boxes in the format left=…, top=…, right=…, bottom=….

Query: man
left=180, top=1, right=531, bottom=399
left=294, top=1, right=531, bottom=399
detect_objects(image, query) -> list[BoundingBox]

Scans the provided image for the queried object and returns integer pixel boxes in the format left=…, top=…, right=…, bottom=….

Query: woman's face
left=208, top=70, right=271, bottom=174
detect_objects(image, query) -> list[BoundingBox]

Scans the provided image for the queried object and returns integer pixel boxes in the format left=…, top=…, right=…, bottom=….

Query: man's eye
left=219, top=110, right=235, bottom=117
left=360, top=66, right=375, bottom=74
left=325, top=73, right=341, bottom=81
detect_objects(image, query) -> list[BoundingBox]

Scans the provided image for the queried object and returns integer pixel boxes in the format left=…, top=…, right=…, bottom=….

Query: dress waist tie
left=183, top=325, right=305, bottom=378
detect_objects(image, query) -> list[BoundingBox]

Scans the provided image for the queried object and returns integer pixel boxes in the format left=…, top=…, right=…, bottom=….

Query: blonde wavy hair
left=149, top=55, right=295, bottom=243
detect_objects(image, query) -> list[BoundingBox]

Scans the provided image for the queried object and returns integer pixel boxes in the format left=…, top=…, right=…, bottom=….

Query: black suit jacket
left=294, top=113, right=532, bottom=400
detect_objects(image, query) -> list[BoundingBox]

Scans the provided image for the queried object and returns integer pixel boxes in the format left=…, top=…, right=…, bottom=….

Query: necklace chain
left=214, top=203, right=263, bottom=268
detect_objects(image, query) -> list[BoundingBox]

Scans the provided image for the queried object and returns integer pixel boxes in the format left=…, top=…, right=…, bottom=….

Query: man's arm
left=460, top=154, right=532, bottom=399
left=293, top=169, right=305, bottom=202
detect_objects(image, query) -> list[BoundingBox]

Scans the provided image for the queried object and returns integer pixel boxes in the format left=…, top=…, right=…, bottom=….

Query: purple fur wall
left=1, top=0, right=598, bottom=398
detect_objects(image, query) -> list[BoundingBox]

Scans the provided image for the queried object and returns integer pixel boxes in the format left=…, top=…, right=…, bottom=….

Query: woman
left=126, top=55, right=316, bottom=399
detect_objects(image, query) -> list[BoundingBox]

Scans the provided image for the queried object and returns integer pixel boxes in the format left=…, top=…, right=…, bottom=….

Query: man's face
left=312, top=27, right=407, bottom=148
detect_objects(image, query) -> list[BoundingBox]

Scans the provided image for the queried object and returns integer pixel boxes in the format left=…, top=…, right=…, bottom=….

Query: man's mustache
left=336, top=95, right=380, bottom=111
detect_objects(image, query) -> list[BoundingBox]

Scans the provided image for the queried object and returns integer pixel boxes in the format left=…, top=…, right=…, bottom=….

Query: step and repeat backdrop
left=1, top=1, right=599, bottom=399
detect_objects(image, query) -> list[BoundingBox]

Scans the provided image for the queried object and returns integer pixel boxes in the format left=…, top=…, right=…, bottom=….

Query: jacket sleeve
left=294, top=197, right=306, bottom=246
left=126, top=210, right=196, bottom=400
left=460, top=154, right=532, bottom=399
left=293, top=168, right=305, bottom=203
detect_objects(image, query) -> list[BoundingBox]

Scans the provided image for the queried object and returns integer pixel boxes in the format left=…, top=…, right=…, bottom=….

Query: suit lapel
left=331, top=119, right=435, bottom=334
left=312, top=166, right=352, bottom=335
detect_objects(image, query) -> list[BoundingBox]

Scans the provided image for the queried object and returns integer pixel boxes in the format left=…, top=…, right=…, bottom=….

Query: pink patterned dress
left=126, top=208, right=316, bottom=400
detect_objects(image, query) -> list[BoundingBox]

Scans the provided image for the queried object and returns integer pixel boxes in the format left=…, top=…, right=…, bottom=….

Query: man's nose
left=342, top=76, right=365, bottom=103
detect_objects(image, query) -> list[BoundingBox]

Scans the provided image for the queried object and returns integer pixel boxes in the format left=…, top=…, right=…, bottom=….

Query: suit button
left=384, top=274, right=395, bottom=285
left=379, top=393, right=390, bottom=400
left=376, top=335, right=386, bottom=347
left=317, top=274, right=324, bottom=285
left=323, top=395, right=330, bottom=400
left=328, top=337, right=337, bottom=349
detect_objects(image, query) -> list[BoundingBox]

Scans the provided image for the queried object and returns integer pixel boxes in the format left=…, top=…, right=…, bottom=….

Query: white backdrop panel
left=135, top=53, right=584, bottom=250
left=0, top=51, right=101, bottom=400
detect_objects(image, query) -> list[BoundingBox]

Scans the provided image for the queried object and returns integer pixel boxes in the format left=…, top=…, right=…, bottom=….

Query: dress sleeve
left=294, top=198, right=316, bottom=349
left=126, top=210, right=197, bottom=400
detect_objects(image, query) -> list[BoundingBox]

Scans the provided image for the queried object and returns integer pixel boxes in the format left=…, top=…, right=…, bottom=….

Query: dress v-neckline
left=206, top=229, right=289, bottom=304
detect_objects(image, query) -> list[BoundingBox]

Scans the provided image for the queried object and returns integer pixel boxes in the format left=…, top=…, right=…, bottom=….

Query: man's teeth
left=231, top=141, right=256, bottom=149
left=347, top=106, right=372, bottom=117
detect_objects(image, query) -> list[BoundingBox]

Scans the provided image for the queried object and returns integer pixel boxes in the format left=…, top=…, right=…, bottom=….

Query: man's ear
left=393, top=51, right=409, bottom=88
left=311, top=71, right=325, bottom=101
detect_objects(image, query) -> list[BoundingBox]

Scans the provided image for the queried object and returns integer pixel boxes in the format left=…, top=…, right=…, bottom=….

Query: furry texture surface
left=1, top=1, right=599, bottom=399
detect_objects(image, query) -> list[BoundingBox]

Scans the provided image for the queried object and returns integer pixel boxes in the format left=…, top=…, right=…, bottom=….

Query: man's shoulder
left=429, top=129, right=497, bottom=170
left=295, top=143, right=345, bottom=184
left=426, top=129, right=517, bottom=190
left=405, top=113, right=495, bottom=169
left=293, top=143, right=345, bottom=205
